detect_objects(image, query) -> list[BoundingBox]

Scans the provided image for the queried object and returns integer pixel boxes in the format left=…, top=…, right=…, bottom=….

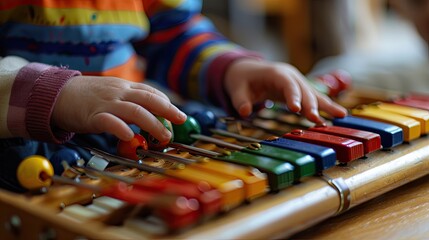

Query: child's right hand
left=52, top=76, right=187, bottom=142
left=224, top=59, right=347, bottom=124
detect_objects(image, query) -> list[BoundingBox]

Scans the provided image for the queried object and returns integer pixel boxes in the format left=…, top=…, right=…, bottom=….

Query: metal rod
left=239, top=120, right=284, bottom=136
left=168, top=142, right=221, bottom=158
left=76, top=167, right=135, bottom=184
left=51, top=175, right=101, bottom=192
left=69, top=144, right=167, bottom=174
left=190, top=134, right=244, bottom=151
left=137, top=149, right=196, bottom=164
left=210, top=128, right=260, bottom=143
left=255, top=114, right=305, bottom=129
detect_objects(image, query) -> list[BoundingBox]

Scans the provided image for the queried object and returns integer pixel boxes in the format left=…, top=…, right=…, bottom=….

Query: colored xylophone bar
left=2, top=91, right=429, bottom=239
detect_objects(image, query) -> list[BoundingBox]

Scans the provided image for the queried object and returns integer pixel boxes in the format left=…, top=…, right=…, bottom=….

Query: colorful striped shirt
left=0, top=0, right=259, bottom=143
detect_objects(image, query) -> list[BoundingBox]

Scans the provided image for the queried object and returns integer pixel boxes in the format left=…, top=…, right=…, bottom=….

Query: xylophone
left=2, top=88, right=429, bottom=240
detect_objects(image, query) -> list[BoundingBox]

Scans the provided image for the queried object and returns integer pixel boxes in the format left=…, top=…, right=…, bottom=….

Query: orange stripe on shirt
left=0, top=0, right=144, bottom=11
left=168, top=33, right=212, bottom=92
left=83, top=55, right=145, bottom=83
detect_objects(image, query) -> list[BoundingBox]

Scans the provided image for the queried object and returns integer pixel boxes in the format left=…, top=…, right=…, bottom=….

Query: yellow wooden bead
left=17, top=155, right=54, bottom=190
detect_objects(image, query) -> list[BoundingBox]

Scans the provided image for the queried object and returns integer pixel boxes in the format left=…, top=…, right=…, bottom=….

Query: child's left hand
left=224, top=58, right=348, bottom=124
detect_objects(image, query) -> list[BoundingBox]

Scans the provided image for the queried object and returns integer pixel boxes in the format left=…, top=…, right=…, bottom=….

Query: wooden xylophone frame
left=1, top=87, right=429, bottom=240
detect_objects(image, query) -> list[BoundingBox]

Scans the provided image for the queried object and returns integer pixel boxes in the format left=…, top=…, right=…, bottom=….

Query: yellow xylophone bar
left=160, top=165, right=245, bottom=212
left=351, top=107, right=421, bottom=142
left=141, top=149, right=267, bottom=203
left=169, top=150, right=269, bottom=201
left=371, top=102, right=429, bottom=134
left=82, top=147, right=247, bottom=212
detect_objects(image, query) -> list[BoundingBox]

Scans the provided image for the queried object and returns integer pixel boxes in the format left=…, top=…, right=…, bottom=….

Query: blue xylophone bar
left=332, top=116, right=403, bottom=149
left=262, top=137, right=337, bottom=172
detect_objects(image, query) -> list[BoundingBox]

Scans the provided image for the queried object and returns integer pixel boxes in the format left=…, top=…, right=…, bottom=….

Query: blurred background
left=201, top=0, right=429, bottom=94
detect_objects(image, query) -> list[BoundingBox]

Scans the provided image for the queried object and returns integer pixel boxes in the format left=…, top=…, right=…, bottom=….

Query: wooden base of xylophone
left=1, top=135, right=429, bottom=239
left=293, top=172, right=429, bottom=239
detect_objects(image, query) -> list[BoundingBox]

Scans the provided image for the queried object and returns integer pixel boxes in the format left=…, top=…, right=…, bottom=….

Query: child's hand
left=52, top=76, right=187, bottom=142
left=224, top=59, right=348, bottom=124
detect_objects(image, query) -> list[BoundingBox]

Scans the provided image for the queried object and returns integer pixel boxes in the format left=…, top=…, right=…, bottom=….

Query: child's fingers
left=237, top=101, right=253, bottom=117
left=265, top=66, right=302, bottom=113
left=294, top=81, right=324, bottom=124
left=122, top=89, right=187, bottom=124
left=229, top=84, right=253, bottom=117
left=316, top=94, right=348, bottom=117
left=300, top=98, right=323, bottom=124
left=278, top=76, right=302, bottom=113
left=105, top=101, right=172, bottom=143
left=130, top=83, right=171, bottom=102
left=91, top=113, right=135, bottom=141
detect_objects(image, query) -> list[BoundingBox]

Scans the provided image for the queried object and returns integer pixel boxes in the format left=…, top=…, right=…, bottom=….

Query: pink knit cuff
left=25, top=66, right=81, bottom=143
left=8, top=63, right=50, bottom=137
left=207, top=50, right=262, bottom=115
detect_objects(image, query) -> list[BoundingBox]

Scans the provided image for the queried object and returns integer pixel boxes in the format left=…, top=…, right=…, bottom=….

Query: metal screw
left=247, top=142, right=262, bottom=150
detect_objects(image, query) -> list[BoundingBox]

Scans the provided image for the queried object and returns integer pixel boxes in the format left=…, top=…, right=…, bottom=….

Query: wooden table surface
left=291, top=173, right=429, bottom=239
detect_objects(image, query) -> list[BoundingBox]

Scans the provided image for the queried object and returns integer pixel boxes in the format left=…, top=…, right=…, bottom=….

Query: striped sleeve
left=137, top=0, right=262, bottom=109
left=0, top=56, right=81, bottom=143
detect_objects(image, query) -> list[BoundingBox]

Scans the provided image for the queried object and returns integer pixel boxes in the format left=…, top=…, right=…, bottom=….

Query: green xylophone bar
left=210, top=129, right=337, bottom=172
left=189, top=134, right=316, bottom=182
left=169, top=142, right=295, bottom=192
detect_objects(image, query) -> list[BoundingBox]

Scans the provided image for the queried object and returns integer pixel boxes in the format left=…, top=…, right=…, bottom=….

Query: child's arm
left=0, top=56, right=78, bottom=143
left=138, top=0, right=262, bottom=106
left=0, top=56, right=186, bottom=143
left=140, top=0, right=347, bottom=123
